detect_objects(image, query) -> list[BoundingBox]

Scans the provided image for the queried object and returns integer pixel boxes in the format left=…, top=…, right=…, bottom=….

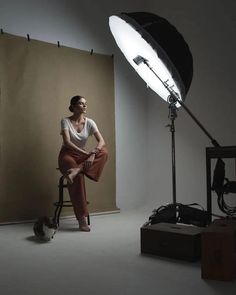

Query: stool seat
left=53, top=173, right=90, bottom=226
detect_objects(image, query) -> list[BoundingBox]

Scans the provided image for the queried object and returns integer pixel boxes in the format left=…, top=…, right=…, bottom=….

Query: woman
left=58, top=95, right=108, bottom=232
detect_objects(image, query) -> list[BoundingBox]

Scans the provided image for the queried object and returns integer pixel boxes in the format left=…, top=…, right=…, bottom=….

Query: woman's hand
left=90, top=148, right=100, bottom=155
left=83, top=153, right=95, bottom=171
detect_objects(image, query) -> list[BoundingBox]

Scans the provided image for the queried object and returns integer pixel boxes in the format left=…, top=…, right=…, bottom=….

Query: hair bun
left=69, top=105, right=73, bottom=112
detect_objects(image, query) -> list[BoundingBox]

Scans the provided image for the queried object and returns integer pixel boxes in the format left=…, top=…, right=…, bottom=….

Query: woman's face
left=73, top=97, right=87, bottom=114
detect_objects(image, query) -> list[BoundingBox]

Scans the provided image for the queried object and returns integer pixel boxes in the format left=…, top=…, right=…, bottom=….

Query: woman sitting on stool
left=58, top=95, right=108, bottom=232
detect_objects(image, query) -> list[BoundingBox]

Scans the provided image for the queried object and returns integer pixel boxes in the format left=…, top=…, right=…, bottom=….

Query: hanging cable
left=212, top=158, right=236, bottom=217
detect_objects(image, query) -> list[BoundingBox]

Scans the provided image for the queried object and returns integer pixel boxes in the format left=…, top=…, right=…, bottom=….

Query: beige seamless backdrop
left=0, top=33, right=117, bottom=223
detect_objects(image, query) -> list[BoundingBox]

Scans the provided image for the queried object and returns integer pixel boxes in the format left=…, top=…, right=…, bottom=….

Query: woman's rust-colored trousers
left=58, top=147, right=108, bottom=219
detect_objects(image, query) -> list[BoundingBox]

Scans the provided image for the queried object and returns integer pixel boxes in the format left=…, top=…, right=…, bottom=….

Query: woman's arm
left=61, top=129, right=90, bottom=155
left=83, top=131, right=106, bottom=171
left=91, top=131, right=106, bottom=153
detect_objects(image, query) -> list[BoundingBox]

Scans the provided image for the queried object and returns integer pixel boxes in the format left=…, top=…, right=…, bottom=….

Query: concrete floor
left=0, top=209, right=235, bottom=295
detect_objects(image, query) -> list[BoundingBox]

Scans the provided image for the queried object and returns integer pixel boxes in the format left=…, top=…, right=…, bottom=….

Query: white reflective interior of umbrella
left=109, top=15, right=183, bottom=105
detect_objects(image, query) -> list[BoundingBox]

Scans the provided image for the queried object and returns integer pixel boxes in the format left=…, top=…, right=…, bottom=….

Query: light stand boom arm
left=141, top=57, right=220, bottom=148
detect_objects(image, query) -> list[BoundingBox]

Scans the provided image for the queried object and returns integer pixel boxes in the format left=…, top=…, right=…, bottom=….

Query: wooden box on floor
left=201, top=219, right=236, bottom=281
left=141, top=222, right=203, bottom=261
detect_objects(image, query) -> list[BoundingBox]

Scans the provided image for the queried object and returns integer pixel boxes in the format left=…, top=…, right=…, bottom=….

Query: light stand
left=167, top=98, right=178, bottom=205
left=109, top=12, right=236, bottom=222
left=134, top=55, right=220, bottom=206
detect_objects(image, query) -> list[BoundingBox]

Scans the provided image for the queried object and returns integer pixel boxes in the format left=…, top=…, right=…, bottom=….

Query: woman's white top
left=61, top=117, right=99, bottom=149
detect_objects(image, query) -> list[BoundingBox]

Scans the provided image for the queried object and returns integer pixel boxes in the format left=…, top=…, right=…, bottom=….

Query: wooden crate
left=141, top=222, right=203, bottom=261
left=201, top=218, right=236, bottom=281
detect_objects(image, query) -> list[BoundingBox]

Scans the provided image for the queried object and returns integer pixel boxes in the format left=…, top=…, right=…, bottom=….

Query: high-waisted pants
left=58, top=147, right=108, bottom=219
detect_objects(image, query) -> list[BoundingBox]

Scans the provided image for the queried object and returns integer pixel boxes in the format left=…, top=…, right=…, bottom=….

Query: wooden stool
left=53, top=174, right=90, bottom=226
left=201, top=218, right=236, bottom=281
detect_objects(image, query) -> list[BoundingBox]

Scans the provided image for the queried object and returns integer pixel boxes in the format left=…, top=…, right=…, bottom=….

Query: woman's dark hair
left=69, top=95, right=84, bottom=112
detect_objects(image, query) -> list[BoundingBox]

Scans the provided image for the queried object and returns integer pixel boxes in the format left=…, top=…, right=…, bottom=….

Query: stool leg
left=87, top=215, right=90, bottom=226
left=53, top=176, right=65, bottom=226
left=58, top=176, right=65, bottom=225
left=53, top=205, right=60, bottom=226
